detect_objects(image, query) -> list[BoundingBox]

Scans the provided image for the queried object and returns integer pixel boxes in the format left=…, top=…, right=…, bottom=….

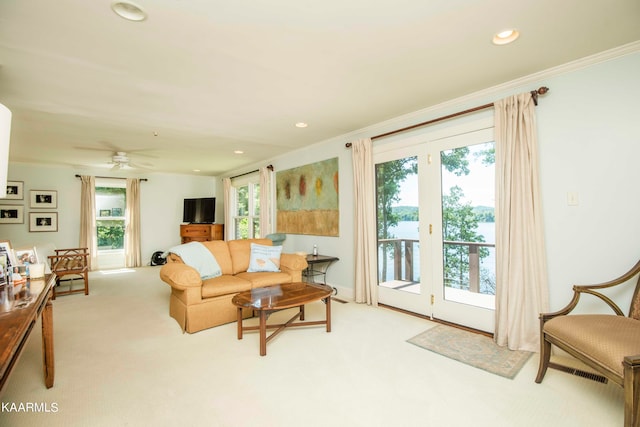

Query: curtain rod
left=345, top=86, right=549, bottom=147
left=75, top=174, right=148, bottom=182
left=230, top=164, right=273, bottom=180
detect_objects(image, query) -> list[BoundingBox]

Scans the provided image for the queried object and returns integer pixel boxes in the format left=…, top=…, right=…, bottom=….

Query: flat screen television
left=183, top=197, right=215, bottom=224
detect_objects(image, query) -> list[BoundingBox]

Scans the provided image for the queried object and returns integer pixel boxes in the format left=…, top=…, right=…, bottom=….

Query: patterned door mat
left=407, top=324, right=532, bottom=379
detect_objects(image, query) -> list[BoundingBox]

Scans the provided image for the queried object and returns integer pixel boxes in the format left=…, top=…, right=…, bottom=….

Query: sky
left=395, top=143, right=495, bottom=208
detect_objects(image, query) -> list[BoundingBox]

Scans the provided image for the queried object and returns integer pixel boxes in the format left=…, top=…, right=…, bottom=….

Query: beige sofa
left=160, top=238, right=308, bottom=333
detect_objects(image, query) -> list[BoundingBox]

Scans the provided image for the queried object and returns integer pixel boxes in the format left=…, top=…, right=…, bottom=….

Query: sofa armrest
left=280, top=253, right=308, bottom=272
left=279, top=253, right=308, bottom=283
left=160, top=263, right=202, bottom=290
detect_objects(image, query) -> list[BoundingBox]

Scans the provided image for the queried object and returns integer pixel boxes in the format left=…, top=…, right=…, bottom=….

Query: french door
left=375, top=124, right=496, bottom=332
left=375, top=146, right=431, bottom=315
left=429, top=128, right=495, bottom=332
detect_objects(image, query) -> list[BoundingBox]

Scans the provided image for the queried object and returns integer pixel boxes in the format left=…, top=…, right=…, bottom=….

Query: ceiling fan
left=74, top=142, right=156, bottom=170
left=109, top=151, right=153, bottom=170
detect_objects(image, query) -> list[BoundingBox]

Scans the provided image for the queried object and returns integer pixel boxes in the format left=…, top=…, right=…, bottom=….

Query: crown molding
left=239, top=41, right=640, bottom=172
left=348, top=41, right=640, bottom=141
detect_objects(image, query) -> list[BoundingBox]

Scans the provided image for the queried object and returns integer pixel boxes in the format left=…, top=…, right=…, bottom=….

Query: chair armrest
left=540, top=260, right=640, bottom=322
left=159, top=263, right=202, bottom=290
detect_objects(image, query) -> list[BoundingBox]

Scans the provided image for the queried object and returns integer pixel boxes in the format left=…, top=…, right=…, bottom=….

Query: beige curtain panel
left=79, top=175, right=98, bottom=270
left=351, top=138, right=379, bottom=306
left=223, top=177, right=233, bottom=241
left=494, top=92, right=550, bottom=352
left=259, top=166, right=273, bottom=237
left=125, top=178, right=142, bottom=267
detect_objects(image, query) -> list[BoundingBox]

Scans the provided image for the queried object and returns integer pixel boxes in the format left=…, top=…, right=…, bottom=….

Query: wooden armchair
left=48, top=247, right=90, bottom=298
left=535, top=259, right=640, bottom=427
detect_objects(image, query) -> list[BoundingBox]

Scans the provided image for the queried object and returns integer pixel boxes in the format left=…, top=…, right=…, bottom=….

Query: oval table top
left=231, top=282, right=332, bottom=311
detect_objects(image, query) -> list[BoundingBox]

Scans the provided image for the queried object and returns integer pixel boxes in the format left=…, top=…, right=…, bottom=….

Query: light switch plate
left=567, top=191, right=579, bottom=206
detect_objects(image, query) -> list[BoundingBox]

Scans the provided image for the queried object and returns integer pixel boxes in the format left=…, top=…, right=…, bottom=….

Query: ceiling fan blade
left=127, top=151, right=159, bottom=159
left=129, top=162, right=154, bottom=170
left=74, top=146, right=114, bottom=152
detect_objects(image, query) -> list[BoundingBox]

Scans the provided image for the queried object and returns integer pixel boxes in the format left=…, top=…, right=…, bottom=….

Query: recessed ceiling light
left=234, top=150, right=244, bottom=154
left=492, top=29, right=520, bottom=45
left=193, top=169, right=201, bottom=172
left=295, top=122, right=308, bottom=128
left=111, top=1, right=147, bottom=22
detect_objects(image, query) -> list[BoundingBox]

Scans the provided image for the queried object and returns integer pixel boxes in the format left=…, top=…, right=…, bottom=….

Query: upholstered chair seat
left=536, top=259, right=640, bottom=427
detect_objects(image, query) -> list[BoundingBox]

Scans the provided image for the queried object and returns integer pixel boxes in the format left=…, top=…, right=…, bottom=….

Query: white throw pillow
left=247, top=243, right=282, bottom=272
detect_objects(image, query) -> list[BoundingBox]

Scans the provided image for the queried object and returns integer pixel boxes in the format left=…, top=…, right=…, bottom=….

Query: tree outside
left=376, top=156, right=418, bottom=281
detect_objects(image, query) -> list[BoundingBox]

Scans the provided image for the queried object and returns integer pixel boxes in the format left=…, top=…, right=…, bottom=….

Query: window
left=232, top=176, right=260, bottom=239
left=96, top=185, right=126, bottom=250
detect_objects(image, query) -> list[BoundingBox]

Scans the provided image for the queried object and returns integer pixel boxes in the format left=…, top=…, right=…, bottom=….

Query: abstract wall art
left=276, top=157, right=339, bottom=236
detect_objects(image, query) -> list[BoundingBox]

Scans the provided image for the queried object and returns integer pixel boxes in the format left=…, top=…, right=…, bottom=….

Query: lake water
left=388, top=221, right=494, bottom=243
left=380, top=221, right=495, bottom=283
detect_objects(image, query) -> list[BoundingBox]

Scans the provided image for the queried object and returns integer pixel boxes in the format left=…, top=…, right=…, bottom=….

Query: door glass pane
left=376, top=156, right=420, bottom=294
left=440, top=142, right=495, bottom=309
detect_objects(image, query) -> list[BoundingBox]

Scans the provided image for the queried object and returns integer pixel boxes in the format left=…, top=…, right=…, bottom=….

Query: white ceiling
left=1, top=0, right=639, bottom=176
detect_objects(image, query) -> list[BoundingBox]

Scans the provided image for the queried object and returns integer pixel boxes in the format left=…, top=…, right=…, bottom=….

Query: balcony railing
left=378, top=238, right=495, bottom=295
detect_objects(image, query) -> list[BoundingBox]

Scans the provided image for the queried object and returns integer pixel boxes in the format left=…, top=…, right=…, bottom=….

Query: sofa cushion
left=235, top=271, right=294, bottom=288
left=247, top=243, right=282, bottom=272
left=201, top=240, right=233, bottom=275
left=228, top=239, right=273, bottom=274
left=202, top=275, right=252, bottom=298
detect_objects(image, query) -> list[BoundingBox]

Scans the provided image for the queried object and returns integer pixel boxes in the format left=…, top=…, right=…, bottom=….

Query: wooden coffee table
left=231, top=282, right=332, bottom=356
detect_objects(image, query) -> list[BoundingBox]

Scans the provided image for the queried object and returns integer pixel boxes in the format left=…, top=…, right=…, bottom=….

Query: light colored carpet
left=0, top=267, right=625, bottom=426
left=408, top=325, right=532, bottom=379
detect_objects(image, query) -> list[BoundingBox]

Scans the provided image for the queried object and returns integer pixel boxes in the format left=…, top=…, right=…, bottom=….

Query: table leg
left=300, top=304, right=305, bottom=321
left=236, top=307, right=243, bottom=340
left=325, top=296, right=332, bottom=333
left=260, top=310, right=267, bottom=356
left=42, top=298, right=54, bottom=388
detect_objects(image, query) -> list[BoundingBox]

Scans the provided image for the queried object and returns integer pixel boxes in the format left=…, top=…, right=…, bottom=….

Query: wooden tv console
left=180, top=223, right=224, bottom=243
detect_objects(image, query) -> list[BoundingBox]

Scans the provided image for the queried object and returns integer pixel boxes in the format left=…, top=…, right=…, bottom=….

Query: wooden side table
left=303, top=254, right=339, bottom=294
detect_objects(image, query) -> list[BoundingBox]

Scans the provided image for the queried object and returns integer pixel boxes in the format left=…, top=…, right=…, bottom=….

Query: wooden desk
left=0, top=274, right=55, bottom=393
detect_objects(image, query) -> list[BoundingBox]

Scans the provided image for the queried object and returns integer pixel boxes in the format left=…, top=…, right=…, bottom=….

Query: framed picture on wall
left=30, top=190, right=57, bottom=209
left=0, top=205, right=24, bottom=224
left=29, top=212, right=58, bottom=232
left=4, top=181, right=24, bottom=200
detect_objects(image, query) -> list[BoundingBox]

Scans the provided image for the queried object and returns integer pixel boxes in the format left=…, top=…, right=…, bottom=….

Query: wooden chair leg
left=535, top=334, right=552, bottom=383
left=83, top=271, right=89, bottom=295
left=623, top=355, right=640, bottom=427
